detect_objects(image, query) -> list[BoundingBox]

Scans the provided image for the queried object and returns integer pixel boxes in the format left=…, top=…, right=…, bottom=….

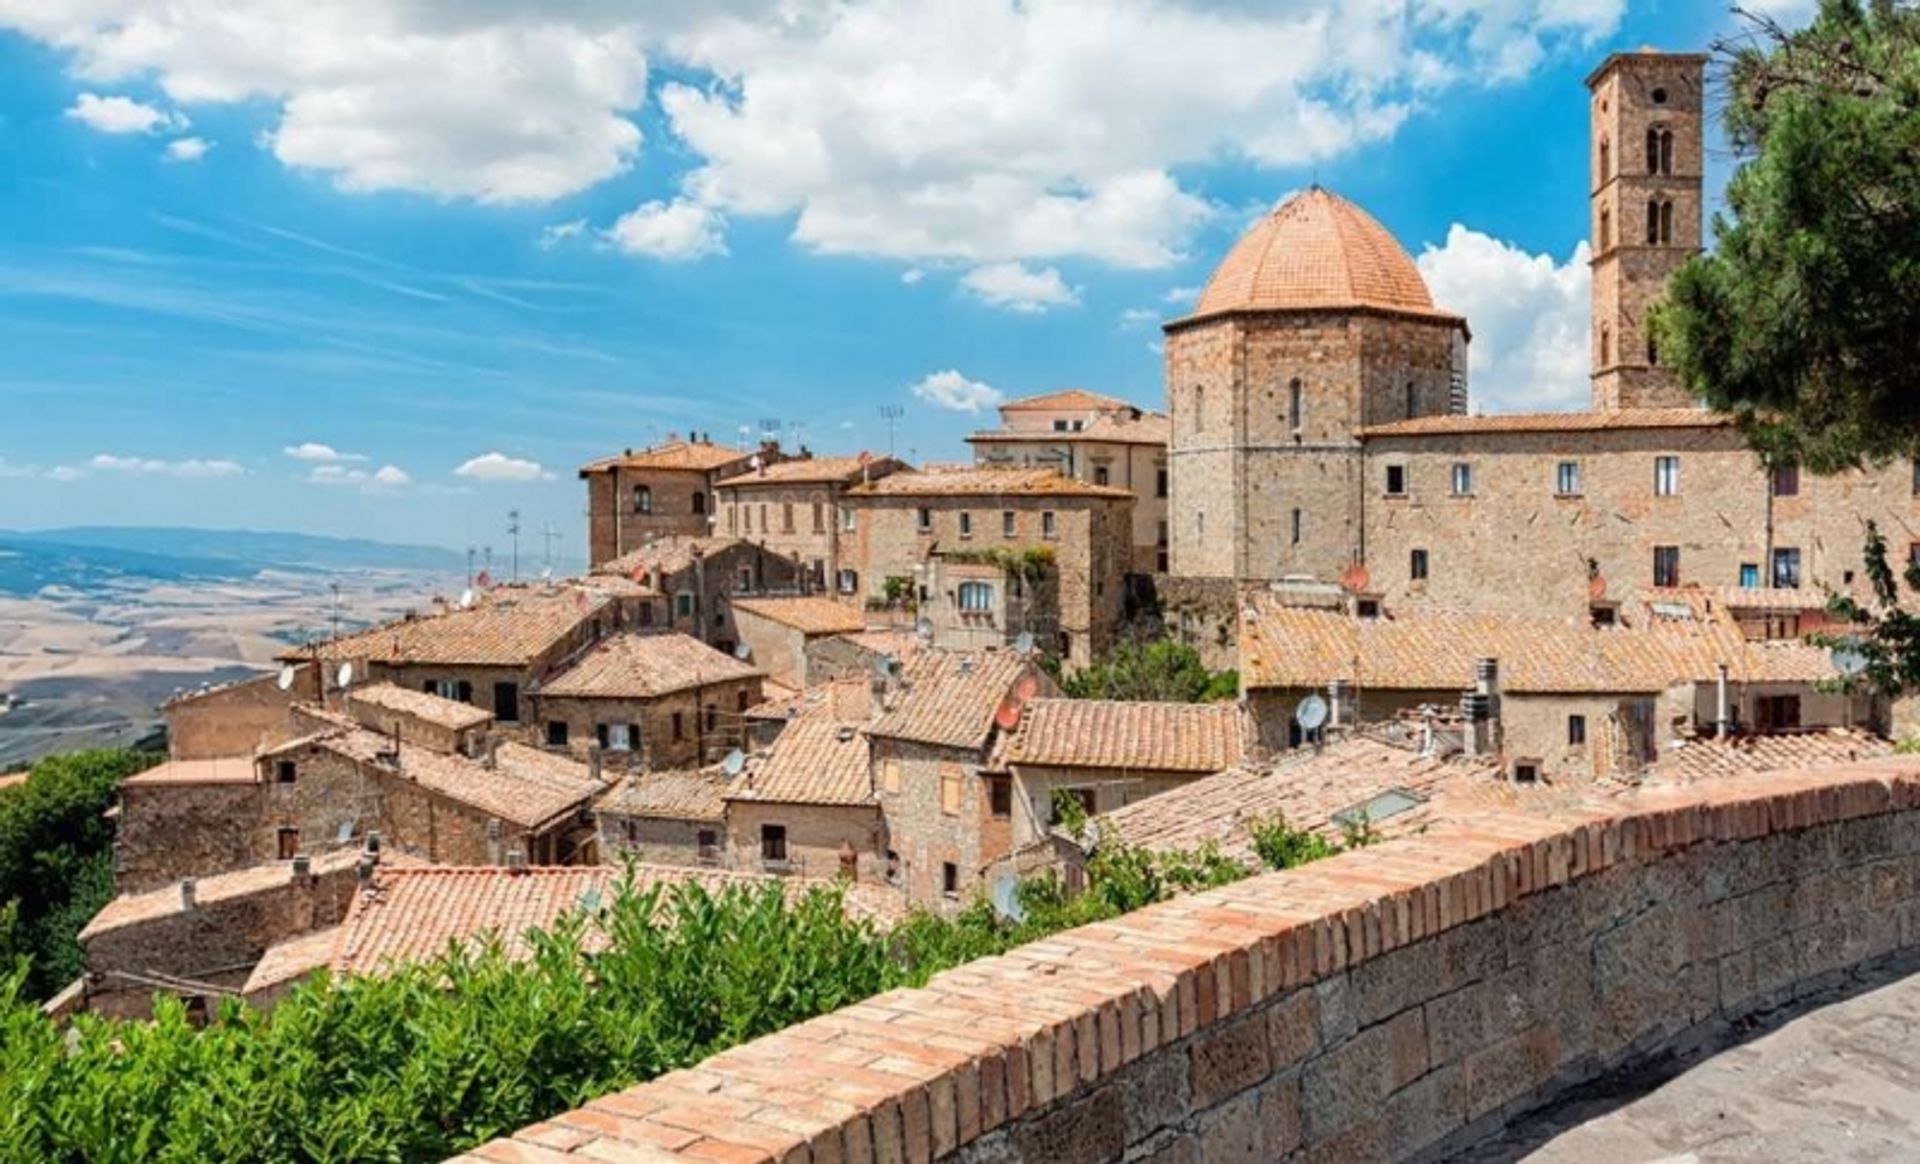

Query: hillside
left=11, top=526, right=467, bottom=575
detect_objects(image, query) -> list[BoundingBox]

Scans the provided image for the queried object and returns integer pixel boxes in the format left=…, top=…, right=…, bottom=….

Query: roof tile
left=731, top=597, right=866, bottom=637
left=1000, top=699, right=1249, bottom=773
left=540, top=633, right=760, bottom=700
left=845, top=467, right=1133, bottom=500
left=867, top=650, right=1045, bottom=750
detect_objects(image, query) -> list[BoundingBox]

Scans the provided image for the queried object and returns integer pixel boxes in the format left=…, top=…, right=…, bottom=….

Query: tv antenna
left=507, top=510, right=521, bottom=584
left=878, top=405, right=904, bottom=455
left=328, top=581, right=343, bottom=640
left=540, top=523, right=562, bottom=572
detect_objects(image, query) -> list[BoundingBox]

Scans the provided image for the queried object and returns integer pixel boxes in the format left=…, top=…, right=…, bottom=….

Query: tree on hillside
left=1657, top=0, right=1920, bottom=473
left=1057, top=638, right=1238, bottom=703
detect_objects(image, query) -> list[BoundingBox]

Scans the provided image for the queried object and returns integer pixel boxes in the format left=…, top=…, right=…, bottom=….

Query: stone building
left=580, top=436, right=780, bottom=568
left=730, top=596, right=868, bottom=688
left=842, top=467, right=1134, bottom=669
left=162, top=667, right=309, bottom=760
left=593, top=536, right=803, bottom=652
left=723, top=707, right=885, bottom=883
left=967, top=390, right=1170, bottom=573
left=714, top=453, right=908, bottom=588
left=114, top=757, right=274, bottom=892
left=595, top=767, right=728, bottom=866
left=531, top=632, right=764, bottom=770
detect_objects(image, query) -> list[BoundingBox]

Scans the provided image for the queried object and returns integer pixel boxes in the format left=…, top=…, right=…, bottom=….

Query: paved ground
left=1460, top=971, right=1920, bottom=1162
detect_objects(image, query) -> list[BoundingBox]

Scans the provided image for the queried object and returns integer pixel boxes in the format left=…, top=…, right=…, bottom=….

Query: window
left=493, top=681, right=519, bottom=723
left=1599, top=207, right=1611, bottom=251
left=1646, top=199, right=1673, bottom=244
left=988, top=775, right=1011, bottom=819
left=275, top=760, right=296, bottom=784
left=1410, top=548, right=1429, bottom=581
left=837, top=568, right=859, bottom=595
left=546, top=721, right=569, bottom=747
left=1041, top=511, right=1056, bottom=538
left=1385, top=464, right=1406, bottom=496
left=429, top=678, right=458, bottom=700
left=1651, top=86, right=1668, bottom=105
left=1513, top=762, right=1540, bottom=785
left=1290, top=508, right=1302, bottom=546
left=1192, top=386, right=1204, bottom=434
left=942, top=862, right=960, bottom=897
left=737, top=565, right=753, bottom=591
left=940, top=770, right=962, bottom=815
left=1568, top=715, right=1587, bottom=746
left=633, top=485, right=652, bottom=514
left=692, top=491, right=707, bottom=515
left=957, top=581, right=995, bottom=612
left=1646, top=328, right=1659, bottom=367
left=727, top=506, right=737, bottom=533
left=1653, top=545, right=1681, bottom=587
left=1405, top=382, right=1417, bottom=419
left=704, top=704, right=718, bottom=732
left=674, top=592, right=694, bottom=618
left=1601, top=323, right=1612, bottom=365
left=1771, top=463, right=1800, bottom=497
left=1740, top=563, right=1760, bottom=589
left=1002, top=510, right=1016, bottom=538
left=1450, top=462, right=1473, bottom=496
left=958, top=512, right=973, bottom=537
left=761, top=825, right=788, bottom=864
left=1654, top=456, right=1680, bottom=497
left=1661, top=199, right=1674, bottom=243
left=1599, top=135, right=1611, bottom=180
left=782, top=502, right=794, bottom=533
left=1155, top=468, right=1169, bottom=498
left=1083, top=465, right=1105, bottom=489
left=1646, top=126, right=1661, bottom=174
left=840, top=506, right=856, bottom=531
left=882, top=759, right=901, bottom=795
left=742, top=506, right=753, bottom=533
left=812, top=501, right=825, bottom=533
left=916, top=507, right=932, bottom=534
left=278, top=828, right=300, bottom=860
left=614, top=723, right=637, bottom=752
left=885, top=849, right=901, bottom=884
left=671, top=712, right=684, bottom=741
left=1756, top=695, right=1801, bottom=733
left=1556, top=461, right=1582, bottom=496
left=1052, top=419, right=1070, bottom=432
left=697, top=829, right=719, bottom=862
left=1288, top=379, right=1303, bottom=433
left=1772, top=547, right=1802, bottom=589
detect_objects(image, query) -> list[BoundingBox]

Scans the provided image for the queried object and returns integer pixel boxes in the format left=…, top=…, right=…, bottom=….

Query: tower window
left=1599, top=135, right=1611, bottom=181
left=1599, top=208, right=1611, bottom=251
left=1651, top=86, right=1668, bottom=105
left=1410, top=548, right=1429, bottom=581
left=1646, top=126, right=1661, bottom=174
left=1660, top=200, right=1673, bottom=243
left=1288, top=379, right=1303, bottom=433
left=1646, top=199, right=1660, bottom=244
left=1290, top=508, right=1302, bottom=546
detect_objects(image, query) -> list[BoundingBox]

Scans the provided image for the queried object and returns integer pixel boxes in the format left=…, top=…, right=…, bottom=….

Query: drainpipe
left=1715, top=663, right=1732, bottom=739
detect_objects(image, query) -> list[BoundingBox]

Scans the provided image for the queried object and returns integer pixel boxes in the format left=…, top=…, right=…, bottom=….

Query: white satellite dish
left=335, top=662, right=354, bottom=690
left=1830, top=640, right=1869, bottom=678
left=721, top=749, right=747, bottom=777
left=1294, top=693, right=1329, bottom=732
left=540, top=567, right=553, bottom=581
left=914, top=617, right=934, bottom=642
left=276, top=665, right=297, bottom=692
left=458, top=588, right=476, bottom=610
left=733, top=642, right=752, bottom=661
left=1014, top=631, right=1036, bottom=655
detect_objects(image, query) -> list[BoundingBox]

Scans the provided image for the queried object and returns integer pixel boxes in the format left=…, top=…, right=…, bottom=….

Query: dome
left=1187, top=188, right=1459, bottom=324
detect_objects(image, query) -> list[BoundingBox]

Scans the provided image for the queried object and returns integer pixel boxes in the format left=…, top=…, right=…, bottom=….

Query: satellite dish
left=721, top=749, right=747, bottom=777
left=541, top=567, right=553, bottom=581
left=1830, top=640, right=1869, bottom=678
left=276, top=665, right=296, bottom=692
left=993, top=697, right=1022, bottom=731
left=871, top=654, right=894, bottom=679
left=1014, top=631, right=1036, bottom=655
left=458, top=588, right=476, bottom=609
left=914, top=617, right=934, bottom=641
left=1294, top=693, right=1329, bottom=732
left=733, top=642, right=752, bottom=660
left=1014, top=674, right=1040, bottom=701
left=1339, top=563, right=1370, bottom=592
left=335, top=662, right=354, bottom=690
left=989, top=872, right=1025, bottom=922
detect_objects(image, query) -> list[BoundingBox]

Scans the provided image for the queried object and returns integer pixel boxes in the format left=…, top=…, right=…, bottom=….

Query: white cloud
left=900, top=268, right=925, bottom=285
left=454, top=451, right=556, bottom=482
left=72, top=453, right=245, bottom=479
left=307, top=462, right=411, bottom=491
left=0, top=458, right=36, bottom=479
left=1416, top=224, right=1591, bottom=413
left=1739, top=0, right=1818, bottom=26
left=371, top=464, right=411, bottom=487
left=65, top=92, right=185, bottom=135
left=604, top=198, right=727, bottom=260
left=164, top=136, right=213, bottom=162
left=1161, top=284, right=1201, bottom=305
left=959, top=262, right=1079, bottom=314
left=538, top=218, right=589, bottom=250
left=909, top=369, right=1003, bottom=414
left=283, top=442, right=364, bottom=463
left=1119, top=306, right=1160, bottom=326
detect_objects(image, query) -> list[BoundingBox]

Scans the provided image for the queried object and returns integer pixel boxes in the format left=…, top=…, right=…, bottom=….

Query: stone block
left=1124, top=1133, right=1196, bottom=1164
left=1716, top=949, right=1756, bottom=1014
left=1189, top=1012, right=1271, bottom=1110
left=1461, top=1026, right=1558, bottom=1121
left=1702, top=837, right=1784, bottom=903
left=1266, top=988, right=1319, bottom=1068
left=1385, top=1063, right=1465, bottom=1159
left=1303, top=1118, right=1387, bottom=1164
left=1423, top=982, right=1491, bottom=1067
left=1192, top=1090, right=1263, bottom=1164
left=1501, top=885, right=1581, bottom=962
left=1257, top=1073, right=1303, bottom=1158
left=1312, top=974, right=1357, bottom=1046
left=1349, top=942, right=1445, bottom=1027
left=1117, top=1040, right=1190, bottom=1145
left=1750, top=933, right=1799, bottom=1000
left=1837, top=816, right=1897, bottom=866
left=1011, top=1084, right=1126, bottom=1164
left=1300, top=1007, right=1425, bottom=1144
left=1784, top=825, right=1839, bottom=880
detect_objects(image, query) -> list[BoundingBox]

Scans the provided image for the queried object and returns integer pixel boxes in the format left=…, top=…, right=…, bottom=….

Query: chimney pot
left=291, top=853, right=311, bottom=878
left=507, top=850, right=527, bottom=872
left=365, top=831, right=382, bottom=855
left=180, top=878, right=197, bottom=910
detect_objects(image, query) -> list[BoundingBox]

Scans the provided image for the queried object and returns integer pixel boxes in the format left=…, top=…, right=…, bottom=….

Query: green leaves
left=1058, top=638, right=1239, bottom=703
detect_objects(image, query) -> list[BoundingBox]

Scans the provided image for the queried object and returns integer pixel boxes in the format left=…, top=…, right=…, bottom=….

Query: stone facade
left=598, top=813, right=723, bottom=868
left=162, top=672, right=304, bottom=760
left=532, top=683, right=760, bottom=772
left=581, top=438, right=772, bottom=567
left=1589, top=51, right=1707, bottom=411
left=714, top=456, right=907, bottom=589
left=873, top=737, right=1014, bottom=906
left=723, top=799, right=881, bottom=882
left=116, top=779, right=263, bottom=892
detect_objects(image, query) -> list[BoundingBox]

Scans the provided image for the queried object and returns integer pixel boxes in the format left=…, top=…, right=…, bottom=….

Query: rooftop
left=79, top=847, right=403, bottom=939
left=345, top=682, right=492, bottom=732
left=597, top=536, right=748, bottom=581
left=538, top=632, right=760, bottom=700
left=1181, top=187, right=1463, bottom=328
left=1360, top=407, right=1729, bottom=437
left=581, top=439, right=756, bottom=475
left=729, top=715, right=875, bottom=807
left=713, top=454, right=902, bottom=488
left=241, top=925, right=342, bottom=997
left=730, top=596, right=867, bottom=636
left=969, top=410, right=1171, bottom=448
left=302, top=586, right=604, bottom=668
left=595, top=767, right=728, bottom=822
left=121, top=755, right=259, bottom=787
left=995, top=698, right=1249, bottom=773
left=867, top=649, right=1046, bottom=751
left=999, top=389, right=1134, bottom=413
left=844, top=466, right=1134, bottom=500
left=1649, top=728, right=1894, bottom=787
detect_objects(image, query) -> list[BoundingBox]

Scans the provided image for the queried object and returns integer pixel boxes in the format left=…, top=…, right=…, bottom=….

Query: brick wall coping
left=451, top=757, right=1920, bottom=1164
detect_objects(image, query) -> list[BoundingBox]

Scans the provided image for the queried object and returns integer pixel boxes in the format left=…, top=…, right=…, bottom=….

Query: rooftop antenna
left=328, top=581, right=343, bottom=641
left=878, top=405, right=904, bottom=455
left=540, top=522, right=561, bottom=573
left=465, top=545, right=477, bottom=590
left=507, top=510, right=521, bottom=584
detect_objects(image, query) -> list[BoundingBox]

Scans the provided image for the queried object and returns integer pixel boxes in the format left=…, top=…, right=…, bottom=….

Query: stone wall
left=164, top=673, right=301, bottom=760
left=533, top=682, right=760, bottom=772
left=116, top=782, right=264, bottom=892
left=600, top=813, right=721, bottom=868
left=733, top=608, right=813, bottom=689
left=874, top=738, right=1009, bottom=907
left=460, top=758, right=1920, bottom=1164
left=724, top=799, right=882, bottom=882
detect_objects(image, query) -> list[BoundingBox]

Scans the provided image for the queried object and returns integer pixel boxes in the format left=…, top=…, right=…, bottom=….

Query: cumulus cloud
left=909, top=369, right=1003, bottom=414
left=538, top=218, right=589, bottom=250
left=307, top=462, right=411, bottom=491
left=5, top=1, right=1621, bottom=265
left=59, top=453, right=246, bottom=479
left=65, top=92, right=186, bottom=135
left=164, top=136, right=213, bottom=162
left=604, top=198, right=727, bottom=260
left=900, top=268, right=926, bottom=286
left=1416, top=224, right=1591, bottom=413
left=454, top=452, right=556, bottom=482
left=283, top=442, right=364, bottom=463
left=1162, top=284, right=1201, bottom=305
left=0, top=458, right=37, bottom=479
left=1119, top=307, right=1160, bottom=326
left=960, top=262, right=1079, bottom=313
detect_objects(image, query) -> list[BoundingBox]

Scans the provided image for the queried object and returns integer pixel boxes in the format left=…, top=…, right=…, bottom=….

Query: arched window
left=1192, top=386, right=1204, bottom=435
left=1646, top=199, right=1661, bottom=245
left=957, top=581, right=995, bottom=612
left=633, top=485, right=652, bottom=514
left=1659, top=130, right=1674, bottom=175
left=692, top=491, right=706, bottom=515
left=1288, top=378, right=1303, bottom=432
left=1646, top=127, right=1661, bottom=174
left=1599, top=207, right=1611, bottom=251
left=1659, top=200, right=1673, bottom=244
left=1599, top=135, right=1610, bottom=182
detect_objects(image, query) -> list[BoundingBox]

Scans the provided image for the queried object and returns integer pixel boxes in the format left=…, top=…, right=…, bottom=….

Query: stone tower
left=1588, top=50, right=1709, bottom=410
left=1164, top=188, right=1469, bottom=582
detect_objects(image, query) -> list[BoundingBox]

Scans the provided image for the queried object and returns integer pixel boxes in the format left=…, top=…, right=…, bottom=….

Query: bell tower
left=1588, top=50, right=1707, bottom=410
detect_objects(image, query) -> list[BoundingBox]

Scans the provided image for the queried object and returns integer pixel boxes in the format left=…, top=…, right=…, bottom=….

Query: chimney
left=1473, top=657, right=1501, bottom=754
left=291, top=853, right=311, bottom=878
left=506, top=849, right=527, bottom=872
left=1460, top=692, right=1493, bottom=757
left=356, top=855, right=375, bottom=884
left=1327, top=679, right=1354, bottom=731
left=180, top=878, right=197, bottom=911
left=1715, top=663, right=1732, bottom=739
left=365, top=831, right=382, bottom=856
left=587, top=741, right=603, bottom=784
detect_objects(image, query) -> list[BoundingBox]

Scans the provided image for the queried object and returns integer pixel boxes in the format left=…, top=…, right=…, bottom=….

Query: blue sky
left=0, top=1, right=1793, bottom=556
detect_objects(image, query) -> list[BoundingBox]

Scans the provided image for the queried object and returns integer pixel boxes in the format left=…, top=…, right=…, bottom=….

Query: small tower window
left=1660, top=200, right=1674, bottom=244
left=1600, top=324, right=1612, bottom=365
left=1659, top=130, right=1674, bottom=175
left=1646, top=127, right=1661, bottom=174
left=1599, top=135, right=1611, bottom=181
left=1651, top=86, right=1668, bottom=105
left=1288, top=378, right=1303, bottom=433
left=1646, top=199, right=1661, bottom=244
left=1599, top=207, right=1611, bottom=251
left=1290, top=508, right=1302, bottom=546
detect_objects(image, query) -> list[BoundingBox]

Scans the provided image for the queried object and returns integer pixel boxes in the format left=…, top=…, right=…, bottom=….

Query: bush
left=1058, top=638, right=1238, bottom=702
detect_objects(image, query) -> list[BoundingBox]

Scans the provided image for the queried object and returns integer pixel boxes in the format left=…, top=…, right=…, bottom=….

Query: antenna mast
left=507, top=509, right=521, bottom=584
left=878, top=404, right=904, bottom=455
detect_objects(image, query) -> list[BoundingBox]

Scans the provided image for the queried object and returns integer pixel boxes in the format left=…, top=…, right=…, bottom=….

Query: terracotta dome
left=1187, top=188, right=1459, bottom=323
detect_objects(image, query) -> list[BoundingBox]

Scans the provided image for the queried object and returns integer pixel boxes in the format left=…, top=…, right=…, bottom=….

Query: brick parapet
left=454, top=758, right=1920, bottom=1164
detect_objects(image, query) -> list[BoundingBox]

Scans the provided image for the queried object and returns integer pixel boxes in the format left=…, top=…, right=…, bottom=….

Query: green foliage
left=1249, top=813, right=1344, bottom=870
left=1656, top=0, right=1920, bottom=472
left=0, top=748, right=154, bottom=999
left=1818, top=521, right=1920, bottom=698
left=880, top=575, right=916, bottom=609
left=1059, top=638, right=1239, bottom=703
left=1049, top=786, right=1091, bottom=841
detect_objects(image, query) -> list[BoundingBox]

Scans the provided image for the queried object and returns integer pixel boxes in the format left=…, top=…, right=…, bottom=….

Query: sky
left=0, top=0, right=1815, bottom=557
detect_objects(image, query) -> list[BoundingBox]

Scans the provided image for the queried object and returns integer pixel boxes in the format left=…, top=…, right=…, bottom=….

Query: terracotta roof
left=79, top=848, right=407, bottom=939
left=242, top=926, right=340, bottom=997
left=304, top=586, right=603, bottom=668
left=121, top=755, right=259, bottom=787
left=1360, top=408, right=1728, bottom=437
left=831, top=629, right=926, bottom=660
left=1643, top=586, right=1832, bottom=615
left=731, top=597, right=866, bottom=636
left=998, top=389, right=1133, bottom=412
left=596, top=767, right=728, bottom=822
left=1650, top=729, right=1894, bottom=786
left=845, top=467, right=1134, bottom=500
left=729, top=716, right=875, bottom=807
left=969, top=411, right=1171, bottom=448
left=742, top=675, right=870, bottom=722
left=998, top=699, right=1249, bottom=773
left=1238, top=597, right=1839, bottom=695
left=539, top=633, right=760, bottom=700
left=596, top=537, right=748, bottom=581
left=346, top=683, right=492, bottom=731
left=331, top=865, right=906, bottom=976
left=1094, top=737, right=1503, bottom=863
left=867, top=650, right=1045, bottom=751
left=581, top=440, right=754, bottom=475
left=714, top=454, right=902, bottom=488
left=1183, top=188, right=1461, bottom=326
